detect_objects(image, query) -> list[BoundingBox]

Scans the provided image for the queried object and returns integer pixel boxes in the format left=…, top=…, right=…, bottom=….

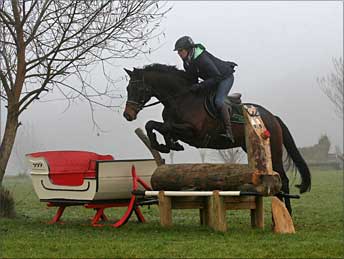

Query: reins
left=142, top=100, right=161, bottom=108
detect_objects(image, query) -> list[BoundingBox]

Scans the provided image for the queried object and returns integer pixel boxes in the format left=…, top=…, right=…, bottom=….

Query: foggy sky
left=2, top=1, right=343, bottom=173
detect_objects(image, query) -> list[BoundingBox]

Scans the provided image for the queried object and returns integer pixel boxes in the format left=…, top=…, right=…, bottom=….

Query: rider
left=174, top=36, right=237, bottom=142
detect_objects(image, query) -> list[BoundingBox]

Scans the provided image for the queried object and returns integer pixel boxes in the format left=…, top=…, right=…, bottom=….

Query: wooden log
left=151, top=163, right=281, bottom=196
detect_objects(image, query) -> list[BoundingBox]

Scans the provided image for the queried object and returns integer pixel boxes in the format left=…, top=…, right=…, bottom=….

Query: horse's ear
left=124, top=68, right=133, bottom=77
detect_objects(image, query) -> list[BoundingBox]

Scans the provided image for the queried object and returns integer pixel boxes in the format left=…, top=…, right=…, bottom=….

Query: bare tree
left=0, top=0, right=171, bottom=184
left=9, top=122, right=42, bottom=175
left=335, top=145, right=344, bottom=163
left=217, top=148, right=244, bottom=164
left=199, top=149, right=207, bottom=163
left=318, top=57, right=343, bottom=119
left=169, top=150, right=174, bottom=164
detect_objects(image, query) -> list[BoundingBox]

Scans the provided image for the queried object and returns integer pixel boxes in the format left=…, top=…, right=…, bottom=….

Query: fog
left=2, top=1, right=343, bottom=174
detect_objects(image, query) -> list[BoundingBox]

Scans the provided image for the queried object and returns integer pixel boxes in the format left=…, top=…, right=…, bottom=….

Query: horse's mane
left=142, top=63, right=192, bottom=83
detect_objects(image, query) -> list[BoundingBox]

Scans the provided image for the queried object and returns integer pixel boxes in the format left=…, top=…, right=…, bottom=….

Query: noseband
left=126, top=77, right=161, bottom=110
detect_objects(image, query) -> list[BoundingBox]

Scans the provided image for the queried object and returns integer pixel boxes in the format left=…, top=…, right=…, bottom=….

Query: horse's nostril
left=123, top=112, right=129, bottom=120
left=123, top=112, right=133, bottom=121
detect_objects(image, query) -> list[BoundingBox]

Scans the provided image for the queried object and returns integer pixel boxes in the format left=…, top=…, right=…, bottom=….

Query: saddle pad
left=204, top=93, right=245, bottom=124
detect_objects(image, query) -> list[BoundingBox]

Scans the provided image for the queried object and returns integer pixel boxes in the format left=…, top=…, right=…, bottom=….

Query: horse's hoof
left=173, top=143, right=184, bottom=151
left=156, top=144, right=170, bottom=153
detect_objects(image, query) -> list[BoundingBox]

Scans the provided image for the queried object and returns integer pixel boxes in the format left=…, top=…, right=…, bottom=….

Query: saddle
left=204, top=92, right=245, bottom=124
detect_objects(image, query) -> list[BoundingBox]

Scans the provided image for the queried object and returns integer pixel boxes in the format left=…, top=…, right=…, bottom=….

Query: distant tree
left=335, top=146, right=344, bottom=162
left=199, top=149, right=207, bottom=163
left=169, top=150, right=174, bottom=164
left=317, top=57, right=343, bottom=119
left=217, top=148, right=244, bottom=164
left=0, top=0, right=170, bottom=184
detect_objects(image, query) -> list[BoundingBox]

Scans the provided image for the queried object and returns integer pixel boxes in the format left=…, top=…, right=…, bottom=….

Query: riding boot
left=220, top=105, right=235, bottom=143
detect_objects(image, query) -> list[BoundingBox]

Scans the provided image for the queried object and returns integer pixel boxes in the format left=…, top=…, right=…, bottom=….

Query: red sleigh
left=27, top=151, right=156, bottom=227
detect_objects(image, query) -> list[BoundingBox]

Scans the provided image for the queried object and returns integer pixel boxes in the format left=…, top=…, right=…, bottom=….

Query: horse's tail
left=275, top=116, right=311, bottom=193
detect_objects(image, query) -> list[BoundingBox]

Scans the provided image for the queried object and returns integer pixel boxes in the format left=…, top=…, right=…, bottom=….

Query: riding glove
left=190, top=83, right=203, bottom=92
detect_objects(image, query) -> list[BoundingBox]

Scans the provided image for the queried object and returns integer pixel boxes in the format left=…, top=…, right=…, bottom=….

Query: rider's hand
left=190, top=84, right=200, bottom=92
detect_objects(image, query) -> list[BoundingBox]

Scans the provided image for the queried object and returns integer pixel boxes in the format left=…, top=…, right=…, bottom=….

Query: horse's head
left=123, top=68, right=152, bottom=121
left=123, top=64, right=192, bottom=121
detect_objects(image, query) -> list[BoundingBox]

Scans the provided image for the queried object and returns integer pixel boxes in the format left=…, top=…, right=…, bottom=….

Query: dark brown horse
left=123, top=64, right=311, bottom=214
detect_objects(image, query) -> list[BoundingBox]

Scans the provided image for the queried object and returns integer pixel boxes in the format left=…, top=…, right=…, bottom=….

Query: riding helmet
left=174, top=36, right=195, bottom=51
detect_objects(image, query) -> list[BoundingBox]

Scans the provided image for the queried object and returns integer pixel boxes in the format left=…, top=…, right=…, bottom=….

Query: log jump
left=135, top=105, right=296, bottom=233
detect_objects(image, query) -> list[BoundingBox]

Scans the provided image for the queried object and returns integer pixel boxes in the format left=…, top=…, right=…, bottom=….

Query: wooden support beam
left=206, top=191, right=227, bottom=232
left=158, top=191, right=172, bottom=227
left=271, top=197, right=295, bottom=234
left=254, top=197, right=264, bottom=229
left=199, top=208, right=208, bottom=226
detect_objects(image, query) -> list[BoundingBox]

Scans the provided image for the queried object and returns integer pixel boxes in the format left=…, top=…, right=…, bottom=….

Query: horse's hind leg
left=273, top=160, right=292, bottom=215
left=269, top=132, right=292, bottom=215
left=258, top=107, right=293, bottom=215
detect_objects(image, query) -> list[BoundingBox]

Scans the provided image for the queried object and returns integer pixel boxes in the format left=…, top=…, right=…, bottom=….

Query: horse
left=122, top=63, right=311, bottom=214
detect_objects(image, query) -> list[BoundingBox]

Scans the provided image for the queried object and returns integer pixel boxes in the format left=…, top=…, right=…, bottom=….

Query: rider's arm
left=197, top=54, right=224, bottom=90
left=183, top=62, right=199, bottom=84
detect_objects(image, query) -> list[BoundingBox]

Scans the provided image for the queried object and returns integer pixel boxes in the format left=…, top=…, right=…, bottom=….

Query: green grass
left=1, top=169, right=343, bottom=258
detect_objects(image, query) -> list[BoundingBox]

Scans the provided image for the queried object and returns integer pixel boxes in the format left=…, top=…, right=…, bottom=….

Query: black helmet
left=174, top=36, right=195, bottom=51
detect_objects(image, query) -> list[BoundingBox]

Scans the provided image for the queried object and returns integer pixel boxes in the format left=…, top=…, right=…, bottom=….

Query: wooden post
left=243, top=105, right=273, bottom=174
left=255, top=196, right=264, bottom=228
left=250, top=197, right=264, bottom=229
left=243, top=105, right=282, bottom=196
left=199, top=208, right=209, bottom=226
left=206, top=191, right=227, bottom=232
left=135, top=128, right=165, bottom=166
left=158, top=191, right=172, bottom=227
left=271, top=197, right=295, bottom=234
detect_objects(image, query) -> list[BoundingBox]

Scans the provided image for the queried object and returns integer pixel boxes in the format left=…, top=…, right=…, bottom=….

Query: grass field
left=0, top=169, right=343, bottom=258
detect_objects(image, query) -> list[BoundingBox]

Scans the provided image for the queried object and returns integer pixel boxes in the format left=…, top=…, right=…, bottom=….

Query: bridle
left=125, top=77, right=157, bottom=111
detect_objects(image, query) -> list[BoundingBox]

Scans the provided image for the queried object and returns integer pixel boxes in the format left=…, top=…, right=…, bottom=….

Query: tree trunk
left=0, top=107, right=19, bottom=185
left=151, top=163, right=282, bottom=196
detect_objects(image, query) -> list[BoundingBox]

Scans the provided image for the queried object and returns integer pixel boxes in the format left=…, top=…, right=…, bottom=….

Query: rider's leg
left=215, top=75, right=235, bottom=142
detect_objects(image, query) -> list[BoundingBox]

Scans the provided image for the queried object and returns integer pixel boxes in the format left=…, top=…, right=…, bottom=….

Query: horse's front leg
left=145, top=120, right=171, bottom=153
left=163, top=135, right=184, bottom=151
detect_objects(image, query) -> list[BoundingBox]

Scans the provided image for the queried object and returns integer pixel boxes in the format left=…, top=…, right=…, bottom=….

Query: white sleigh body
left=27, top=151, right=156, bottom=202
